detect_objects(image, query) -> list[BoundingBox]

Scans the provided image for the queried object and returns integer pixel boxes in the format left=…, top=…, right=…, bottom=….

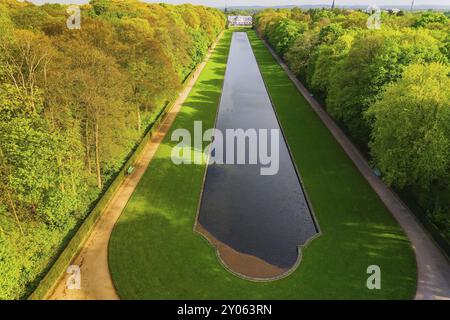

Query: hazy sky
left=29, top=0, right=450, bottom=7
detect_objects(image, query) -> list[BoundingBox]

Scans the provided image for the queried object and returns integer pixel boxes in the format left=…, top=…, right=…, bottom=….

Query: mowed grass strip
left=109, top=30, right=416, bottom=299
left=246, top=30, right=416, bottom=298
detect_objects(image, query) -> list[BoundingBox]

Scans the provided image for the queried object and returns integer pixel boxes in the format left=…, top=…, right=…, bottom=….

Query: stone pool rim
left=193, top=31, right=322, bottom=282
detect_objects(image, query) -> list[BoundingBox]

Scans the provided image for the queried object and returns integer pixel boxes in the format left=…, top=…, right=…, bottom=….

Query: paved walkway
left=47, top=34, right=223, bottom=300
left=260, top=38, right=450, bottom=300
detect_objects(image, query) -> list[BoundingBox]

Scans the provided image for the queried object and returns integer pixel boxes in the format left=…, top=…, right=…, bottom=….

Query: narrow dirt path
left=47, top=34, right=223, bottom=300
left=259, top=37, right=450, bottom=300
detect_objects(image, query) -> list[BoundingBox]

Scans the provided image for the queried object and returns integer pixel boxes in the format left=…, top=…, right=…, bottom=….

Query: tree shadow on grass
left=109, top=148, right=417, bottom=300
left=109, top=31, right=416, bottom=300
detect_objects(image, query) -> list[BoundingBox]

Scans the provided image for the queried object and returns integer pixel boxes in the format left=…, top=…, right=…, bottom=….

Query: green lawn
left=109, top=30, right=417, bottom=299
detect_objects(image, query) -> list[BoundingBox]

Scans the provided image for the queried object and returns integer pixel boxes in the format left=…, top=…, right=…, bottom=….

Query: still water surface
left=198, top=32, right=318, bottom=270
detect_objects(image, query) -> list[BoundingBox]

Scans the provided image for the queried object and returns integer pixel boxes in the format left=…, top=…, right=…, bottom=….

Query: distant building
left=228, top=16, right=253, bottom=26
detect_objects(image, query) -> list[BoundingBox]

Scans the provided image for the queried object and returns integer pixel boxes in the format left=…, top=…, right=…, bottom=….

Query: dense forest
left=255, top=8, right=450, bottom=248
left=0, top=0, right=224, bottom=299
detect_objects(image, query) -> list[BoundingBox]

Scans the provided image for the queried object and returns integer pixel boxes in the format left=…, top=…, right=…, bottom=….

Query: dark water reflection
left=198, top=32, right=318, bottom=270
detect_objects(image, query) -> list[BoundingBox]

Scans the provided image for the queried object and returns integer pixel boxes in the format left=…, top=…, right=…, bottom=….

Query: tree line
left=255, top=8, right=450, bottom=247
left=0, top=0, right=225, bottom=299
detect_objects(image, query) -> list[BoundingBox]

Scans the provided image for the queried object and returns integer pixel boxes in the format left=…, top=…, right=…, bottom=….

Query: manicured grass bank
left=109, top=30, right=416, bottom=299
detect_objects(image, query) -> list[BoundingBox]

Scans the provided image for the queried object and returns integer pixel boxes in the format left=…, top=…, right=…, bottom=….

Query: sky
left=28, top=0, right=450, bottom=7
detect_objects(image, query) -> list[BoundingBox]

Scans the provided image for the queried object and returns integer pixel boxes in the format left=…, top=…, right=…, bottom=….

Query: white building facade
left=228, top=16, right=253, bottom=26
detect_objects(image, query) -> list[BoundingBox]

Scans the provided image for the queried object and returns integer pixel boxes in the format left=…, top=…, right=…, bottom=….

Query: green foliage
left=309, top=33, right=353, bottom=95
left=318, top=23, right=344, bottom=44
left=255, top=7, right=450, bottom=250
left=426, top=207, right=450, bottom=240
left=327, top=29, right=445, bottom=143
left=0, top=85, right=78, bottom=226
left=0, top=4, right=13, bottom=39
left=365, top=63, right=450, bottom=189
left=284, top=30, right=318, bottom=77
left=189, top=29, right=210, bottom=69
left=10, top=4, right=52, bottom=30
left=267, top=18, right=308, bottom=54
left=90, top=0, right=109, bottom=16
left=0, top=0, right=225, bottom=299
left=413, top=12, right=449, bottom=28
left=440, top=34, right=450, bottom=61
